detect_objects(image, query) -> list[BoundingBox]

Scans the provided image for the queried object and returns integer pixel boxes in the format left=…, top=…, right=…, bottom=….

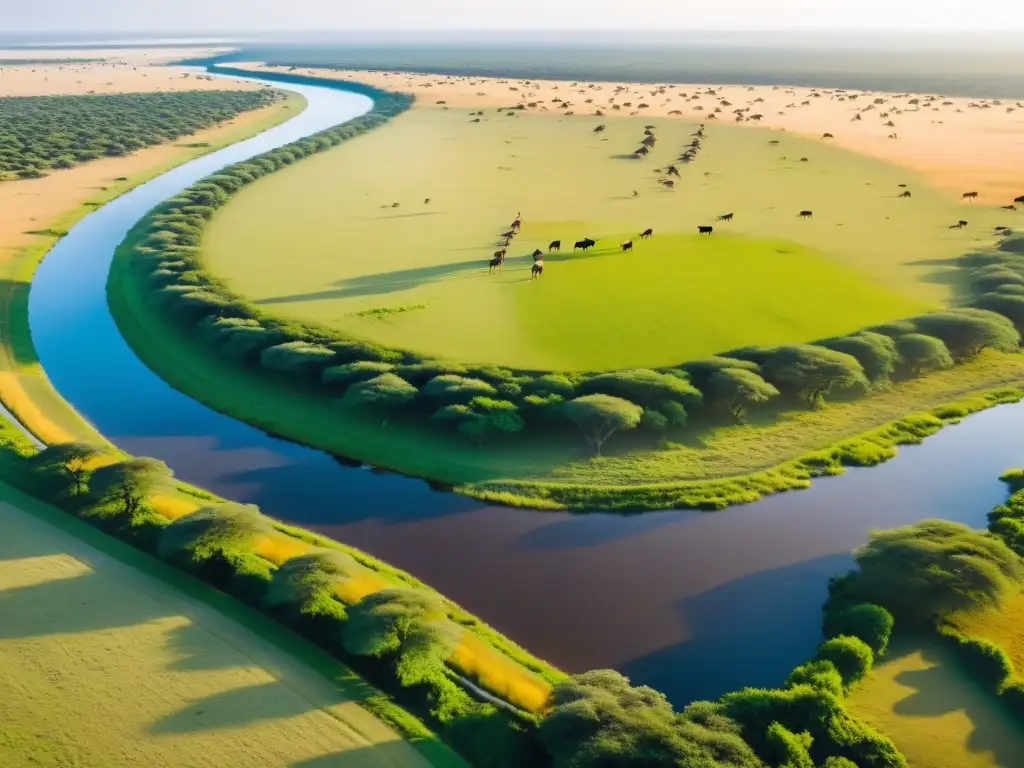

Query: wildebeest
left=574, top=238, right=596, bottom=251
left=717, top=213, right=734, bottom=222
left=822, top=132, right=834, bottom=138
left=488, top=255, right=504, bottom=273
left=1002, top=205, right=1017, bottom=211
left=548, top=240, right=561, bottom=252
left=949, top=220, right=968, bottom=229
left=531, top=262, right=544, bottom=279
left=621, top=240, right=633, bottom=252
left=424, top=198, right=431, bottom=204
left=660, top=179, right=675, bottom=188
left=1015, top=195, right=1024, bottom=205
left=798, top=210, right=813, bottom=219
left=640, top=228, right=653, bottom=239
left=962, top=191, right=979, bottom=201
left=900, top=191, right=912, bottom=199
left=698, top=225, right=714, bottom=235
left=593, top=124, right=606, bottom=133
left=511, top=218, right=522, bottom=231
left=532, top=249, right=544, bottom=260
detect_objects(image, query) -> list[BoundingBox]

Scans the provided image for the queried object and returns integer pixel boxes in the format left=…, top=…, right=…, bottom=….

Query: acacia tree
left=707, top=368, right=780, bottom=422
left=28, top=441, right=103, bottom=495
left=910, top=309, right=1019, bottom=360
left=759, top=345, right=868, bottom=407
left=342, top=373, right=418, bottom=424
left=90, top=457, right=172, bottom=517
left=895, top=333, right=953, bottom=376
left=562, top=394, right=642, bottom=455
left=817, top=332, right=900, bottom=385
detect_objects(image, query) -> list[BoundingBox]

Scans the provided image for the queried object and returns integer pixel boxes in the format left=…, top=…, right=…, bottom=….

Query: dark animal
left=494, top=248, right=507, bottom=260
left=1015, top=195, right=1024, bottom=204
left=717, top=213, right=734, bottom=222
left=548, top=240, right=561, bottom=252
left=621, top=240, right=633, bottom=252
left=574, top=238, right=596, bottom=251
left=898, top=183, right=907, bottom=187
left=799, top=210, right=813, bottom=219
left=1002, top=205, right=1017, bottom=211
left=949, top=220, right=968, bottom=229
left=424, top=198, right=431, bottom=204
left=488, top=255, right=503, bottom=273
left=698, top=225, right=714, bottom=235
left=962, top=191, right=979, bottom=201
left=593, top=124, right=606, bottom=133
left=667, top=164, right=680, bottom=177
left=900, top=191, right=912, bottom=199
left=532, top=249, right=544, bottom=260
left=511, top=218, right=522, bottom=230
left=640, top=228, right=653, bottom=239
left=822, top=132, right=834, bottom=138
left=531, top=262, right=544, bottom=279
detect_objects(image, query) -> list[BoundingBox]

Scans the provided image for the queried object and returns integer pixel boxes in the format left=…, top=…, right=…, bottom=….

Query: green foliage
left=785, top=660, right=844, bottom=697
left=433, top=397, right=524, bottom=440
left=677, top=356, right=761, bottom=388
left=853, top=519, right=1024, bottom=625
left=815, top=636, right=874, bottom=686
left=818, top=332, right=900, bottom=385
left=0, top=89, right=278, bottom=179
left=522, top=373, right=576, bottom=398
left=759, top=345, right=868, bottom=406
left=974, top=292, right=1024, bottom=332
left=824, top=603, right=894, bottom=654
left=576, top=368, right=702, bottom=410
left=90, top=457, right=172, bottom=517
left=422, top=374, right=498, bottom=403
left=942, top=633, right=1014, bottom=691
left=26, top=441, right=103, bottom=495
left=822, top=759, right=859, bottom=768
left=265, top=549, right=354, bottom=620
left=562, top=394, right=643, bottom=454
left=159, top=503, right=270, bottom=560
left=764, top=722, right=814, bottom=768
left=707, top=368, right=780, bottom=421
left=895, top=333, right=953, bottom=376
left=342, top=373, right=418, bottom=412
left=910, top=309, right=1020, bottom=360
left=260, top=341, right=336, bottom=376
left=539, top=670, right=762, bottom=768
left=323, top=360, right=394, bottom=388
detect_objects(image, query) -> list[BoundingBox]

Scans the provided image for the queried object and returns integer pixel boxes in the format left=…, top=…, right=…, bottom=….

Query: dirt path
left=0, top=488, right=437, bottom=768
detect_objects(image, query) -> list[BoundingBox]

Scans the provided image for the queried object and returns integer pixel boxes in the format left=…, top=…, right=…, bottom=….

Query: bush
left=945, top=634, right=1013, bottom=691
left=422, top=374, right=497, bottom=404
left=785, top=660, right=843, bottom=697
left=260, top=341, right=336, bottom=376
left=576, top=368, right=702, bottom=410
left=910, top=308, right=1019, bottom=359
left=342, top=373, right=418, bottom=413
left=265, top=549, right=355, bottom=621
left=817, top=332, right=900, bottom=385
left=895, top=333, right=954, bottom=376
left=706, top=368, right=780, bottom=422
left=159, top=503, right=270, bottom=560
left=758, top=345, right=868, bottom=406
left=815, top=636, right=873, bottom=686
left=824, top=603, right=894, bottom=654
left=561, top=394, right=643, bottom=455
left=323, top=360, right=394, bottom=388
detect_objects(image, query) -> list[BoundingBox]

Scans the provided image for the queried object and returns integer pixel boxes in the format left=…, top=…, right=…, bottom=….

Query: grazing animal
left=660, top=179, right=675, bottom=188
left=488, top=255, right=503, bottom=273
left=717, top=213, right=734, bottom=222
left=392, top=202, right=400, bottom=208
left=900, top=190, right=912, bottom=199
left=963, top=191, right=979, bottom=201
left=1002, top=205, right=1017, bottom=211
left=799, top=210, right=813, bottom=219
left=424, top=198, right=431, bottom=204
left=501, top=230, right=516, bottom=240
left=548, top=240, right=561, bottom=252
left=511, top=218, right=522, bottom=231
left=822, top=132, right=834, bottom=138
left=574, top=238, right=596, bottom=251
left=1015, top=195, right=1024, bottom=205
left=494, top=248, right=507, bottom=260
left=949, top=220, right=968, bottom=229
left=621, top=240, right=633, bottom=252
left=698, top=225, right=714, bottom=235
left=531, top=262, right=544, bottom=279
left=640, top=228, right=653, bottom=239
left=593, top=124, right=606, bottom=133
left=667, top=164, right=680, bottom=177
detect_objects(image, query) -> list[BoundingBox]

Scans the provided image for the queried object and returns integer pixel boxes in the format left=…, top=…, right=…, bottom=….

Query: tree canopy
left=909, top=309, right=1019, bottom=359
left=342, top=373, right=418, bottom=411
left=817, top=332, right=900, bottom=385
left=576, top=368, right=702, bottom=410
left=894, top=333, right=954, bottom=376
left=759, top=345, right=868, bottom=406
left=853, top=519, right=1024, bottom=624
left=266, top=549, right=356, bottom=619
left=562, top=394, right=643, bottom=454
left=28, top=441, right=104, bottom=495
left=90, top=457, right=172, bottom=516
left=159, top=502, right=270, bottom=559
left=707, top=368, right=780, bottom=421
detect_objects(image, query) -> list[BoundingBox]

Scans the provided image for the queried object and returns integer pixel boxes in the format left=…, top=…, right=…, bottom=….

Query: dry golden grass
left=253, top=531, right=312, bottom=566
left=848, top=637, right=1024, bottom=768
left=946, top=593, right=1024, bottom=674
left=447, top=633, right=552, bottom=713
left=149, top=494, right=198, bottom=521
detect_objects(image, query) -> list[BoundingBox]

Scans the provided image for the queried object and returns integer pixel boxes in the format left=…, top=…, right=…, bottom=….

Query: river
left=27, top=72, right=1024, bottom=705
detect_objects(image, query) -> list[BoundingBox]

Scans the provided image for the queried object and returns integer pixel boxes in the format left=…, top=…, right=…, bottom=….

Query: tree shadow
left=364, top=210, right=445, bottom=221
left=903, top=255, right=973, bottom=300
left=514, top=509, right=695, bottom=552
left=887, top=640, right=1024, bottom=765
left=290, top=741, right=437, bottom=768
left=621, top=553, right=851, bottom=704
left=255, top=259, right=484, bottom=305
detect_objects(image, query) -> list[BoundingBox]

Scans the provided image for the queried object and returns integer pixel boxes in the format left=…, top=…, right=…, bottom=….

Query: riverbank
left=0, top=57, right=304, bottom=446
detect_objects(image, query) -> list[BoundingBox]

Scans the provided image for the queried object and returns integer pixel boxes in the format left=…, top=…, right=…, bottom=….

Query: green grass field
left=946, top=593, right=1024, bottom=674
left=848, top=637, right=1024, bottom=768
left=0, top=483, right=444, bottom=768
left=202, top=107, right=1006, bottom=370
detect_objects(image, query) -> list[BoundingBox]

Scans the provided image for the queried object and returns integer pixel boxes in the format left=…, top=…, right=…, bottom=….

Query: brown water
left=29, top=71, right=1024, bottom=705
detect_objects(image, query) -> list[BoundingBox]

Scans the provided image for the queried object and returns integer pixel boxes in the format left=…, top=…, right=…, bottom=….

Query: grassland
left=946, top=593, right=1024, bottom=675
left=0, top=481, right=445, bottom=768
left=0, top=91, right=306, bottom=446
left=201, top=106, right=1006, bottom=370
left=848, top=636, right=1024, bottom=768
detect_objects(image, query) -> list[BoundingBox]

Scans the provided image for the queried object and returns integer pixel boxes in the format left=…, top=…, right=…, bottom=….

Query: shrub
left=706, top=368, right=780, bottom=421
left=342, top=373, right=418, bottom=413
left=90, top=457, right=172, bottom=517
left=974, top=292, right=1024, bottom=332
left=945, top=634, right=1013, bottom=690
left=895, top=333, right=954, bottom=376
left=561, top=394, right=643, bottom=455
left=265, top=549, right=355, bottom=621
left=26, top=441, right=104, bottom=496
left=432, top=397, right=524, bottom=440
left=764, top=722, right=813, bottom=768
left=323, top=360, right=394, bottom=388
left=260, top=341, right=336, bottom=376
left=815, top=636, right=873, bottom=686
left=824, top=603, right=894, bottom=654
left=785, top=660, right=843, bottom=697
left=817, top=332, right=900, bottom=385
left=159, top=503, right=270, bottom=560
left=853, top=519, right=1024, bottom=624
left=422, top=374, right=497, bottom=403
left=910, top=308, right=1019, bottom=359
left=576, top=368, right=702, bottom=410
left=759, top=345, right=868, bottom=406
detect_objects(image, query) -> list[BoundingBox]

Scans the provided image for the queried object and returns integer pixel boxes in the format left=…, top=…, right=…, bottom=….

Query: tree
left=562, top=395, right=643, bottom=455
left=815, top=636, right=873, bottom=686
left=159, top=502, right=270, bottom=559
left=817, top=332, right=900, bottom=385
left=323, top=360, right=394, bottom=388
left=678, top=356, right=760, bottom=388
left=265, top=549, right=355, bottom=620
left=540, top=671, right=761, bottom=768
left=576, top=368, right=702, bottom=410
left=974, top=292, right=1024, bottom=333
left=90, top=457, right=172, bottom=517
left=759, top=345, right=868, bottom=406
left=785, top=660, right=843, bottom=697
left=824, top=603, right=894, bottom=654
left=28, top=441, right=104, bottom=495
left=764, top=722, right=814, bottom=768
left=342, top=373, right=418, bottom=416
left=895, top=333, right=954, bottom=376
left=421, top=374, right=497, bottom=403
left=343, top=589, right=461, bottom=686
left=432, top=397, right=524, bottom=440
left=910, top=309, right=1019, bottom=360
left=853, top=519, right=1024, bottom=624
left=707, top=368, right=780, bottom=422
left=259, top=341, right=336, bottom=376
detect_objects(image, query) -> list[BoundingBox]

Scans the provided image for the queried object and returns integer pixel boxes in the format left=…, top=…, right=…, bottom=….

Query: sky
left=5, top=0, right=1024, bottom=35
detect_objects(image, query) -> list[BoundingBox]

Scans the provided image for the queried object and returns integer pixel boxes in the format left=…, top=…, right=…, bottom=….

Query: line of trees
left=0, top=89, right=279, bottom=179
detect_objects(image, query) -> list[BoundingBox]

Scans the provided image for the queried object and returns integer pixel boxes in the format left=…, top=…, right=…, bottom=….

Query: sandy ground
left=0, top=493, right=431, bottom=767
left=237, top=61, right=1024, bottom=203
left=0, top=49, right=281, bottom=264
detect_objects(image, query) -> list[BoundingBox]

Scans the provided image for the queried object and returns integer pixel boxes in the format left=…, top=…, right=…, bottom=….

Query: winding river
left=28, top=73, right=1024, bottom=705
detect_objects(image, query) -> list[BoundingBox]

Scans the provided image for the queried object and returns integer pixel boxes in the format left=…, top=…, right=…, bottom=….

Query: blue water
left=27, top=72, right=1024, bottom=705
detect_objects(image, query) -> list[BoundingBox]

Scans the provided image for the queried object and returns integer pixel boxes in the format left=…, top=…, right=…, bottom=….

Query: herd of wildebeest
left=476, top=119, right=1024, bottom=280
